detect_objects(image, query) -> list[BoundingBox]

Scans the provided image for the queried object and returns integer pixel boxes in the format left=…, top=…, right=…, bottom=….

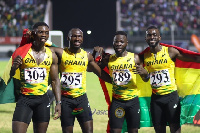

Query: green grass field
left=0, top=60, right=200, bottom=133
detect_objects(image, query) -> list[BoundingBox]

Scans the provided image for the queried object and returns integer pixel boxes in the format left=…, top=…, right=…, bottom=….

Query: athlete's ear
left=159, top=35, right=161, bottom=41
left=67, top=36, right=70, bottom=41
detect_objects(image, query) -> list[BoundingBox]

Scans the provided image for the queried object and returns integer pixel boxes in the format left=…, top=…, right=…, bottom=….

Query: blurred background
left=1, top=0, right=200, bottom=56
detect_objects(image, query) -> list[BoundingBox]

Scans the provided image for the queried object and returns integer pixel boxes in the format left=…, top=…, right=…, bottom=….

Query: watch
left=56, top=101, right=62, bottom=105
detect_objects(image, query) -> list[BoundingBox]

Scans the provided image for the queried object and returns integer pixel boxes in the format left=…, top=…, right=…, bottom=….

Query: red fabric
left=12, top=43, right=32, bottom=61
left=139, top=43, right=200, bottom=69
left=20, top=29, right=29, bottom=47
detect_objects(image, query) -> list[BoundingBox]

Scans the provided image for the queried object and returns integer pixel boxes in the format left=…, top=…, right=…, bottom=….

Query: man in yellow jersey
left=10, top=22, right=61, bottom=133
left=136, top=25, right=200, bottom=133
left=49, top=28, right=111, bottom=133
left=92, top=31, right=146, bottom=133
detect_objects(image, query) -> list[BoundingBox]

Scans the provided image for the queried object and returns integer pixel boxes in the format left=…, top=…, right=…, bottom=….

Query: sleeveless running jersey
left=20, top=47, right=52, bottom=95
left=144, top=46, right=177, bottom=95
left=60, top=48, right=88, bottom=98
left=108, top=52, right=138, bottom=101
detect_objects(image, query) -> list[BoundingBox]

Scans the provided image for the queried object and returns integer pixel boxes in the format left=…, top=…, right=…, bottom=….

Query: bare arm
left=50, top=52, right=61, bottom=120
left=48, top=47, right=63, bottom=65
left=169, top=47, right=200, bottom=62
left=133, top=54, right=149, bottom=82
left=87, top=53, right=111, bottom=83
left=92, top=46, right=105, bottom=60
left=10, top=55, right=22, bottom=78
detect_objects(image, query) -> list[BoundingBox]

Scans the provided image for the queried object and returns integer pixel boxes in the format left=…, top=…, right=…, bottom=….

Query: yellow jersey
left=144, top=46, right=177, bottom=95
left=20, top=47, right=52, bottom=95
left=108, top=52, right=138, bottom=101
left=60, top=48, right=88, bottom=98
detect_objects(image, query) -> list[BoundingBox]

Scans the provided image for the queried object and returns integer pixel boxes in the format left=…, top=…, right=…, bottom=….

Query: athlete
left=49, top=28, right=111, bottom=133
left=136, top=25, right=200, bottom=133
left=10, top=22, right=61, bottom=133
left=92, top=31, right=146, bottom=133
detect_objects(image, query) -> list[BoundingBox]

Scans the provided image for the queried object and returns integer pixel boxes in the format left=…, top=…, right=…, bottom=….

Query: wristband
left=144, top=74, right=150, bottom=80
left=56, top=101, right=62, bottom=105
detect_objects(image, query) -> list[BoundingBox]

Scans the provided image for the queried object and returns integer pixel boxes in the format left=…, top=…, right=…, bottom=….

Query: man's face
left=34, top=26, right=49, bottom=44
left=113, top=35, right=128, bottom=54
left=145, top=29, right=161, bottom=48
left=68, top=29, right=83, bottom=48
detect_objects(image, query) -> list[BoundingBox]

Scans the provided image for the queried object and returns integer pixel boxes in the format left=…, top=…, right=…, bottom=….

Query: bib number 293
left=150, top=69, right=171, bottom=87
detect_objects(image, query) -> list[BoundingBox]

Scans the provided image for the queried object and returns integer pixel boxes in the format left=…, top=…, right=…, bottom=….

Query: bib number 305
left=24, top=67, right=47, bottom=84
left=61, top=72, right=82, bottom=88
left=150, top=69, right=171, bottom=87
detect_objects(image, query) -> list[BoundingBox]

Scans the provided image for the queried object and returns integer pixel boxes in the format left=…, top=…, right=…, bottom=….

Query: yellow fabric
left=144, top=46, right=177, bottom=95
left=20, top=47, right=52, bottom=95
left=175, top=67, right=200, bottom=96
left=108, top=52, right=138, bottom=100
left=60, top=48, right=88, bottom=98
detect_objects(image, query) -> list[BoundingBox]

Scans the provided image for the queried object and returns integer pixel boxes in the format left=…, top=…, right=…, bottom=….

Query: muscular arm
left=169, top=47, right=200, bottom=62
left=48, top=47, right=64, bottom=65
left=50, top=52, right=61, bottom=120
left=87, top=53, right=111, bottom=83
left=10, top=55, right=22, bottom=78
left=134, top=54, right=149, bottom=82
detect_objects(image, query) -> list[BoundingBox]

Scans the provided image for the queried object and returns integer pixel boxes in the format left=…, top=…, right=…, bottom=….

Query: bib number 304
left=24, top=67, right=47, bottom=84
left=150, top=69, right=171, bottom=87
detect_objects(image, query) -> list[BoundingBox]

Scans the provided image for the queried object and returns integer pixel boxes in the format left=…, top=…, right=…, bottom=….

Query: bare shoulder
left=168, top=46, right=180, bottom=53
left=168, top=46, right=179, bottom=60
left=48, top=47, right=63, bottom=52
left=134, top=53, right=140, bottom=64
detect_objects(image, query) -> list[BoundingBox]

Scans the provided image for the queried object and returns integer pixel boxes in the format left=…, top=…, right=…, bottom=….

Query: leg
left=12, top=95, right=33, bottom=133
left=169, top=123, right=181, bottom=133
left=110, top=128, right=122, bottom=133
left=32, top=94, right=51, bottom=133
left=62, top=126, right=73, bottom=133
left=150, top=94, right=167, bottom=133
left=126, top=97, right=140, bottom=133
left=166, top=91, right=181, bottom=133
left=60, top=96, right=75, bottom=133
left=12, top=121, right=29, bottom=133
left=79, top=120, right=93, bottom=133
left=109, top=98, right=125, bottom=133
left=76, top=94, right=93, bottom=133
left=33, top=122, right=49, bottom=133
left=127, top=128, right=138, bottom=133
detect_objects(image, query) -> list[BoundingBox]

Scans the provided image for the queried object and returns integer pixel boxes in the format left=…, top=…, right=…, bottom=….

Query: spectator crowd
left=0, top=0, right=47, bottom=37
left=119, top=0, right=200, bottom=37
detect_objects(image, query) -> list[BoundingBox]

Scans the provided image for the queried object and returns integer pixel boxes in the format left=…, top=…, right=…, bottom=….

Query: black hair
left=32, top=22, right=49, bottom=30
left=68, top=28, right=83, bottom=37
left=146, top=25, right=158, bottom=31
left=115, top=31, right=127, bottom=37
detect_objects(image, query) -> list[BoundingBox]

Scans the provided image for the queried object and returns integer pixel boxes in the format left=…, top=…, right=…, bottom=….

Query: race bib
left=112, top=69, right=132, bottom=85
left=61, top=72, right=82, bottom=88
left=24, top=67, right=47, bottom=84
left=150, top=69, right=171, bottom=87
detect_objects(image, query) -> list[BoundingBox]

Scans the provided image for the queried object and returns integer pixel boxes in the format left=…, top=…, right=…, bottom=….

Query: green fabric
left=0, top=78, right=21, bottom=104
left=180, top=94, right=200, bottom=125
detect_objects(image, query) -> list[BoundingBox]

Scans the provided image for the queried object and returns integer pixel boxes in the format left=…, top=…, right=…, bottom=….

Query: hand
left=53, top=104, right=61, bottom=120
left=93, top=46, right=105, bottom=61
left=133, top=64, right=148, bottom=75
left=12, top=55, right=23, bottom=70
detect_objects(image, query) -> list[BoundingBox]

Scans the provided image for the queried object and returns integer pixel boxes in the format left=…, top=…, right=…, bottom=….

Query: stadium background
left=1, top=0, right=200, bottom=132
left=1, top=0, right=200, bottom=55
